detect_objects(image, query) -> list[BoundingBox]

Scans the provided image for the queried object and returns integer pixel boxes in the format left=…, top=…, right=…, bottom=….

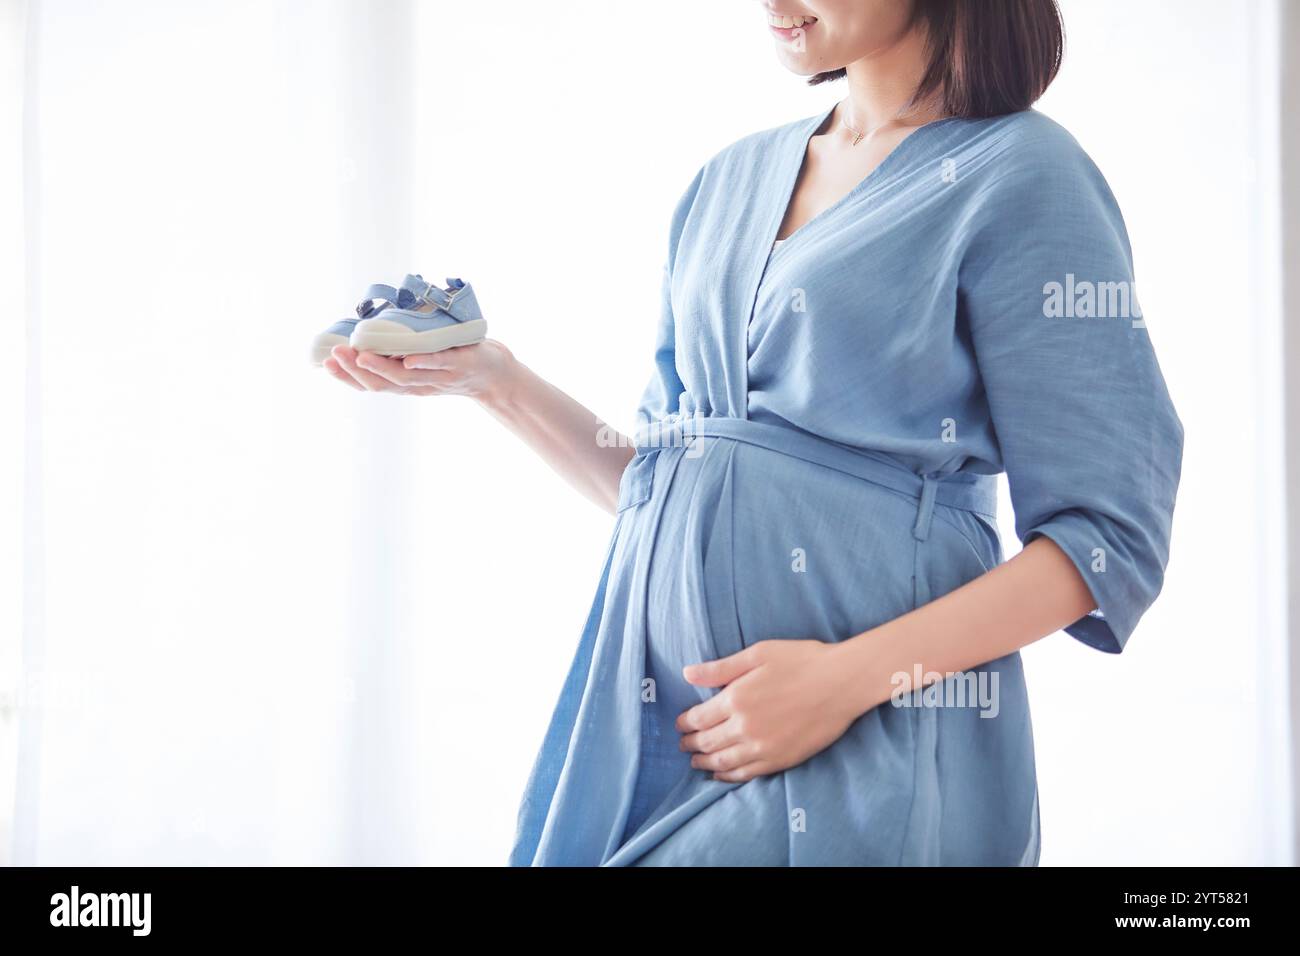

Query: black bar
left=0, top=866, right=1287, bottom=942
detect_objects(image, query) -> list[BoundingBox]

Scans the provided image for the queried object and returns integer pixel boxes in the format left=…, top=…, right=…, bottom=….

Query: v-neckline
left=730, top=105, right=957, bottom=418
left=768, top=104, right=958, bottom=263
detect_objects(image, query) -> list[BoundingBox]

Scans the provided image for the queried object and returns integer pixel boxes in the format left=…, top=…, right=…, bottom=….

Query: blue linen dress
left=509, top=105, right=1184, bottom=866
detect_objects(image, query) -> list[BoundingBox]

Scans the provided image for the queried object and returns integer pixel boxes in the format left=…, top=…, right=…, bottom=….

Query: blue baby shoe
left=310, top=274, right=432, bottom=366
left=349, top=276, right=487, bottom=357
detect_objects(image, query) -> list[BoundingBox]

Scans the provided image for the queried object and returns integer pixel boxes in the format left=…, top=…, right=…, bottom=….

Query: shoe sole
left=349, top=318, right=488, bottom=356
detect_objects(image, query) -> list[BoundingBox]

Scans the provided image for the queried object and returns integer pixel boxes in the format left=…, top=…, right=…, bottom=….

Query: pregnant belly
left=620, top=436, right=993, bottom=833
left=642, top=436, right=994, bottom=669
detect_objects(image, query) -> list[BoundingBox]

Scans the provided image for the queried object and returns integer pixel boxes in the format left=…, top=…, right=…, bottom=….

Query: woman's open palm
left=324, top=340, right=513, bottom=399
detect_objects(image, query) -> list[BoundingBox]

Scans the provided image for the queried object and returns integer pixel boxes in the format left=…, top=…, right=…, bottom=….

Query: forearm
left=477, top=355, right=634, bottom=515
left=836, top=536, right=1096, bottom=715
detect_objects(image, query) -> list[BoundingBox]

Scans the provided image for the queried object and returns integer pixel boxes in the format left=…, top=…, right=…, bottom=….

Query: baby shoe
left=309, top=275, right=430, bottom=366
left=349, top=276, right=486, bottom=357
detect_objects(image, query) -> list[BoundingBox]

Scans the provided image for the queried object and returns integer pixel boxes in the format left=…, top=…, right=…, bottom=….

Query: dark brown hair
left=809, top=0, right=1064, bottom=118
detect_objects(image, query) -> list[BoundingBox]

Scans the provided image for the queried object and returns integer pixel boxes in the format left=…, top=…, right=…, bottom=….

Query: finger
left=398, top=368, right=461, bottom=389
left=333, top=347, right=396, bottom=392
left=713, top=761, right=769, bottom=784
left=679, top=717, right=744, bottom=754
left=323, top=357, right=364, bottom=391
left=683, top=645, right=762, bottom=688
left=355, top=351, right=421, bottom=385
left=403, top=352, right=454, bottom=371
left=690, top=743, right=759, bottom=774
left=404, top=341, right=486, bottom=370
left=359, top=355, right=456, bottom=388
left=675, top=692, right=731, bottom=734
left=359, top=352, right=460, bottom=389
left=333, top=348, right=444, bottom=395
left=331, top=343, right=359, bottom=363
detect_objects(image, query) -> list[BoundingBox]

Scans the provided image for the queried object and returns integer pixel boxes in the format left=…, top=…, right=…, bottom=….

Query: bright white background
left=0, top=0, right=1292, bottom=865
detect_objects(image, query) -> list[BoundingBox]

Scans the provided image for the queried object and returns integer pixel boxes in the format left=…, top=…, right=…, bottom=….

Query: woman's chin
left=776, top=54, right=832, bottom=78
left=772, top=46, right=811, bottom=68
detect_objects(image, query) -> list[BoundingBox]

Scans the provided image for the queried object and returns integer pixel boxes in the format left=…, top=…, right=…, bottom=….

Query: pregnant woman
left=324, top=0, right=1183, bottom=866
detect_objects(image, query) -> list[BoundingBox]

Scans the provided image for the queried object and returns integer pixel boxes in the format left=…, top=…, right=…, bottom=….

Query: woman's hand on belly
left=675, top=640, right=864, bottom=783
left=676, top=538, right=1103, bottom=782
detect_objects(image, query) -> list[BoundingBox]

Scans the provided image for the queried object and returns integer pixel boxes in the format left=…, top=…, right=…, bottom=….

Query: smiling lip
left=767, top=11, right=817, bottom=41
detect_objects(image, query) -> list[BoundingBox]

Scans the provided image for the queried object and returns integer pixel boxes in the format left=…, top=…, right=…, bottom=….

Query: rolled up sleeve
left=961, top=133, right=1184, bottom=653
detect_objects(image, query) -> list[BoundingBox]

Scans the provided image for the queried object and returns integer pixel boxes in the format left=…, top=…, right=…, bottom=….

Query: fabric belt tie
left=627, top=417, right=997, bottom=531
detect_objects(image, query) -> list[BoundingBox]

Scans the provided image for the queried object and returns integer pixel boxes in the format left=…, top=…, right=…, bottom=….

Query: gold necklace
left=838, top=106, right=907, bottom=147
left=840, top=109, right=867, bottom=146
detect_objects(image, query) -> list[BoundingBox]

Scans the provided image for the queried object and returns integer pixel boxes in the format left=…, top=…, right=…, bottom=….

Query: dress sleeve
left=635, top=166, right=705, bottom=425
left=960, top=132, right=1184, bottom=653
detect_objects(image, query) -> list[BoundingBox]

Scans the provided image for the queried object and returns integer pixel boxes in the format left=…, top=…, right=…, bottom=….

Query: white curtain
left=4, top=0, right=428, bottom=864
left=0, top=0, right=28, bottom=867
left=2, top=0, right=1293, bottom=865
